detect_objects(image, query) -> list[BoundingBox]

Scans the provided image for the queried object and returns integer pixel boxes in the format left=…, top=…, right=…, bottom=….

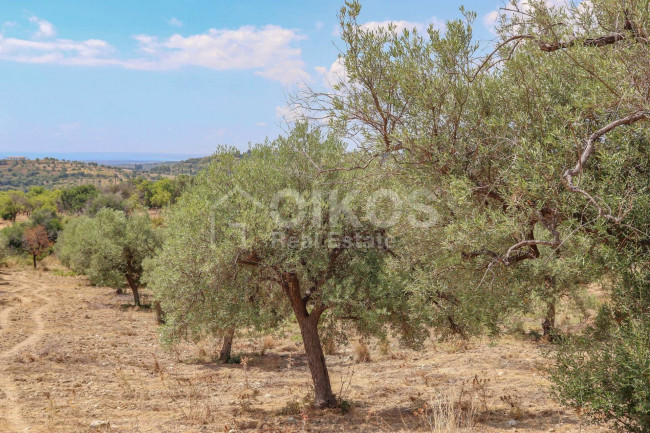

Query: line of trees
left=0, top=176, right=192, bottom=222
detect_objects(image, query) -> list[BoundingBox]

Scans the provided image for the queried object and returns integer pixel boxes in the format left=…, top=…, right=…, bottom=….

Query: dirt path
left=0, top=271, right=53, bottom=432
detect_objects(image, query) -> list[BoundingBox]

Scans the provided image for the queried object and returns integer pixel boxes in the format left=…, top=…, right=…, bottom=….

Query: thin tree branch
left=563, top=111, right=648, bottom=223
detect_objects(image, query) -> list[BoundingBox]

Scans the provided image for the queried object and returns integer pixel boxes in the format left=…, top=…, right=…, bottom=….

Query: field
left=0, top=264, right=608, bottom=433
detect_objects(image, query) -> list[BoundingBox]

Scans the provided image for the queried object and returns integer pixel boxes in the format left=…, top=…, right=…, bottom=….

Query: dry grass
left=0, top=266, right=603, bottom=433
left=322, top=337, right=337, bottom=355
left=260, top=335, right=276, bottom=355
left=354, top=341, right=371, bottom=363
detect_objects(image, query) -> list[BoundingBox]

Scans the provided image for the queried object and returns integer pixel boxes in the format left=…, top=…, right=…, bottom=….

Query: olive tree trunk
left=284, top=273, right=337, bottom=409
left=297, top=312, right=336, bottom=408
left=219, top=328, right=235, bottom=362
left=154, top=301, right=165, bottom=324
left=542, top=301, right=556, bottom=339
left=125, top=273, right=141, bottom=307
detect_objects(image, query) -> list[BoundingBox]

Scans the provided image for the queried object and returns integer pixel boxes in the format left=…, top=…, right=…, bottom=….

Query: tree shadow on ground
left=196, top=351, right=311, bottom=372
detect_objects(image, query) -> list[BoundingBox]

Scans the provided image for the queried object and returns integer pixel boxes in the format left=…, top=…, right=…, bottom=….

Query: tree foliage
left=57, top=208, right=161, bottom=306
left=0, top=191, right=28, bottom=222
left=59, top=184, right=99, bottom=214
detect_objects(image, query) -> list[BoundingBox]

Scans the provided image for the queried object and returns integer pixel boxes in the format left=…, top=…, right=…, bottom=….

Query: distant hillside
left=0, top=157, right=159, bottom=191
left=116, top=156, right=213, bottom=176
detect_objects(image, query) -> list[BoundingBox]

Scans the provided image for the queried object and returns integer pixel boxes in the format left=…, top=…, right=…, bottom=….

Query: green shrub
left=551, top=261, right=650, bottom=433
left=84, top=192, right=130, bottom=216
left=0, top=235, right=7, bottom=264
left=551, top=318, right=650, bottom=433
left=226, top=355, right=241, bottom=364
left=1, top=223, right=26, bottom=250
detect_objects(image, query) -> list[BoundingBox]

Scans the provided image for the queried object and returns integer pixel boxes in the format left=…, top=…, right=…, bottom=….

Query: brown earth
left=0, top=266, right=610, bottom=433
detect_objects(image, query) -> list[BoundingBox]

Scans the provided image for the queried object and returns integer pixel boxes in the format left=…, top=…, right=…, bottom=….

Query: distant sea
left=0, top=152, right=207, bottom=165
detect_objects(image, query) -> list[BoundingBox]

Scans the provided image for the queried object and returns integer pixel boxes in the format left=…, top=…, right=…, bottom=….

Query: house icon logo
left=214, top=186, right=266, bottom=210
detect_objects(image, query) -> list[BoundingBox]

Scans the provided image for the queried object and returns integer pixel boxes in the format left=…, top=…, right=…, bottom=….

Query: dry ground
left=0, top=266, right=611, bottom=433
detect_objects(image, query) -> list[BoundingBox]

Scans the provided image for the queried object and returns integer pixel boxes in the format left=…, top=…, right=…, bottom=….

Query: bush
left=0, top=235, right=7, bottom=264
left=551, top=318, right=650, bottom=433
left=1, top=223, right=26, bottom=250
left=551, top=261, right=650, bottom=433
left=84, top=193, right=130, bottom=216
left=59, top=184, right=99, bottom=213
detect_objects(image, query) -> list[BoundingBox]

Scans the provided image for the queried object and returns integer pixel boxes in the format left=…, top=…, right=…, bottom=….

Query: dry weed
left=354, top=341, right=371, bottom=363
left=322, top=337, right=337, bottom=355
left=260, top=335, right=276, bottom=355
left=415, top=389, right=477, bottom=433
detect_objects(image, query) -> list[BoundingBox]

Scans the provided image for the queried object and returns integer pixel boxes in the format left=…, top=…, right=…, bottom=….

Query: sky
left=0, top=1, right=508, bottom=158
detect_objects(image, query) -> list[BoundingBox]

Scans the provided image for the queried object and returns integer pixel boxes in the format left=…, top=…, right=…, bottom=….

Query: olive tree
left=297, top=0, right=650, bottom=428
left=145, top=124, right=426, bottom=408
left=143, top=175, right=289, bottom=361
left=57, top=208, right=161, bottom=306
left=295, top=1, right=604, bottom=337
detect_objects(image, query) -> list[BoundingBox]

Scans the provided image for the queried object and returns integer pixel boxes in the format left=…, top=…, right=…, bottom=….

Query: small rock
left=90, top=420, right=110, bottom=428
left=264, top=393, right=272, bottom=398
left=287, top=417, right=297, bottom=423
left=506, top=419, right=517, bottom=427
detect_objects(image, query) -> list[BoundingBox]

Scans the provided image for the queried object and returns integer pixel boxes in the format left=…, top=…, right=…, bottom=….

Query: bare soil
left=0, top=267, right=609, bottom=433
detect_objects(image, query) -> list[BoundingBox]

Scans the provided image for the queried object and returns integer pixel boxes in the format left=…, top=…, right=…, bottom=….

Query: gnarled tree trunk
left=124, top=256, right=141, bottom=307
left=125, top=273, right=141, bottom=307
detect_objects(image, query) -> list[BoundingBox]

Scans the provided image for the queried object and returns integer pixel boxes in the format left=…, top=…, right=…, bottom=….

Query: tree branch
left=539, top=33, right=626, bottom=52
left=563, top=111, right=648, bottom=223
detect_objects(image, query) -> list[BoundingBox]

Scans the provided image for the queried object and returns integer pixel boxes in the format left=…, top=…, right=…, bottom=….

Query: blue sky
left=0, top=1, right=505, bottom=157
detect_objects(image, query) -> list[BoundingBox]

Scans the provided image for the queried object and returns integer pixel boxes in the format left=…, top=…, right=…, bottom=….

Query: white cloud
left=0, top=36, right=117, bottom=66
left=28, top=16, right=55, bottom=39
left=360, top=16, right=444, bottom=34
left=0, top=20, right=310, bottom=85
left=132, top=25, right=310, bottom=85
left=276, top=104, right=308, bottom=123
left=256, top=122, right=269, bottom=127
left=59, top=122, right=81, bottom=132
left=166, top=17, right=183, bottom=28
left=315, top=57, right=347, bottom=87
left=483, top=10, right=500, bottom=34
left=483, top=0, right=571, bottom=33
left=332, top=16, right=444, bottom=37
